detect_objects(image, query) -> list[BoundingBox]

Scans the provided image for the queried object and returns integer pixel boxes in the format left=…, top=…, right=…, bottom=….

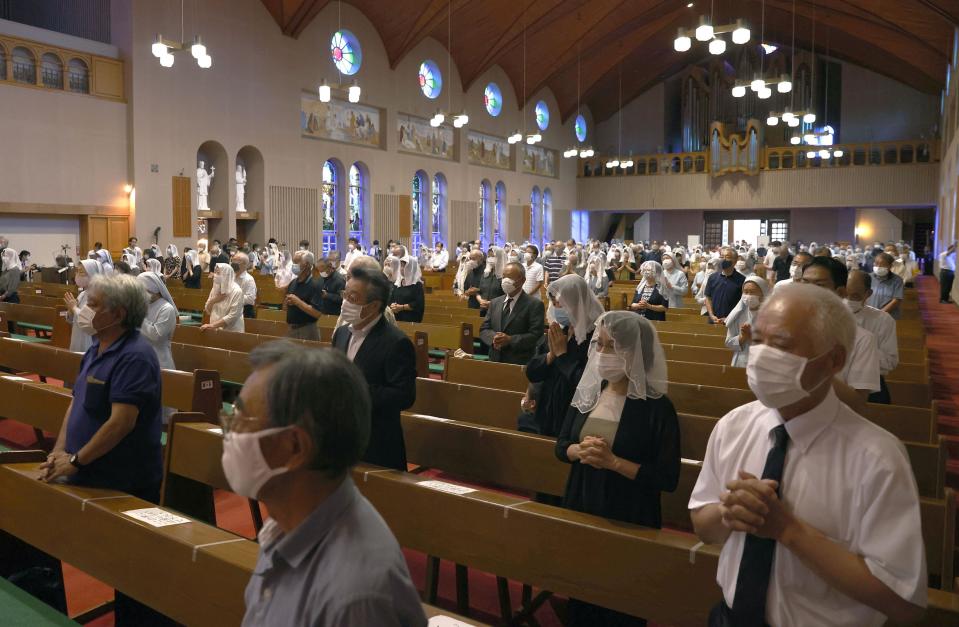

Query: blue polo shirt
left=65, top=329, right=163, bottom=502
left=704, top=269, right=746, bottom=318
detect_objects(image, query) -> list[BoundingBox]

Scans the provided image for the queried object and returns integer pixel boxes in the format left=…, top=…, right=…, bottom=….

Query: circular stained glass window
left=535, top=100, right=549, bottom=131
left=418, top=60, right=442, bottom=99
left=484, top=82, right=503, bottom=117
left=330, top=29, right=361, bottom=76
left=574, top=114, right=587, bottom=142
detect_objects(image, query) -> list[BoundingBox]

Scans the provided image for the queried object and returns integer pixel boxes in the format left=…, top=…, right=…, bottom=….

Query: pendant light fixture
left=767, top=0, right=809, bottom=125
left=564, top=43, right=594, bottom=159
left=675, top=0, right=749, bottom=54
left=319, top=0, right=362, bottom=104
left=805, top=26, right=842, bottom=159
left=604, top=65, right=633, bottom=170
left=509, top=2, right=540, bottom=145
left=152, top=0, right=213, bottom=69
left=430, top=0, right=468, bottom=128
left=732, top=0, right=789, bottom=98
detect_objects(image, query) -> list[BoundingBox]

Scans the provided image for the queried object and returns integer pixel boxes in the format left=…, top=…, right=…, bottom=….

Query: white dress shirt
left=940, top=251, right=957, bottom=272
left=431, top=249, right=449, bottom=271
left=236, top=271, right=257, bottom=307
left=523, top=262, right=545, bottom=299
left=343, top=248, right=363, bottom=273
left=852, top=305, right=898, bottom=375
left=689, top=389, right=927, bottom=627
left=347, top=315, right=382, bottom=361
left=839, top=326, right=881, bottom=393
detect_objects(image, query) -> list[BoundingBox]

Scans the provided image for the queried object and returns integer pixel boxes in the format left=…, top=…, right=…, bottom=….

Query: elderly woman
left=202, top=263, right=244, bottom=332
left=452, top=252, right=472, bottom=296
left=477, top=246, right=506, bottom=316
left=120, top=252, right=140, bottom=275
left=390, top=253, right=425, bottom=323
left=182, top=248, right=202, bottom=289
left=64, top=259, right=103, bottom=353
left=629, top=260, right=669, bottom=321
left=585, top=256, right=609, bottom=299
left=0, top=248, right=22, bottom=304
left=95, top=248, right=114, bottom=273
left=724, top=275, right=769, bottom=368
left=163, top=244, right=182, bottom=282
left=526, top=274, right=606, bottom=438
left=660, top=252, right=688, bottom=308
left=555, top=310, right=680, bottom=626
left=137, top=272, right=177, bottom=371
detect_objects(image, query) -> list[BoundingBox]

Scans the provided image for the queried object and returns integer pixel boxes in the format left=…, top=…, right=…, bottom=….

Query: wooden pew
left=0, top=302, right=71, bottom=347
left=172, top=325, right=324, bottom=353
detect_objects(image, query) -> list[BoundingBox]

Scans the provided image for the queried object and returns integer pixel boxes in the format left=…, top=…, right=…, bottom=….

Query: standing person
left=846, top=270, right=898, bottom=404
left=523, top=244, right=546, bottom=299
left=389, top=256, right=425, bottom=323
left=124, top=237, right=143, bottom=268
left=284, top=251, right=324, bottom=340
left=704, top=247, right=746, bottom=324
left=233, top=255, right=257, bottom=319
left=145, top=258, right=163, bottom=276
left=0, top=248, right=22, bottom=304
left=939, top=243, right=956, bottom=304
left=431, top=242, right=449, bottom=271
left=556, top=311, right=680, bottom=626
left=342, top=237, right=363, bottom=274
left=688, top=284, right=926, bottom=627
left=274, top=250, right=294, bottom=289
left=182, top=249, right=202, bottom=289
left=629, top=261, right=669, bottom=321
left=315, top=257, right=346, bottom=316
left=163, top=245, right=181, bottom=282
left=196, top=239, right=211, bottom=272
left=332, top=267, right=417, bottom=470
left=202, top=263, right=245, bottom=332
left=136, top=272, right=177, bottom=372
left=479, top=263, right=545, bottom=364
left=39, top=273, right=169, bottom=625
left=544, top=242, right=565, bottom=284
left=64, top=259, right=103, bottom=353
left=224, top=343, right=427, bottom=627
left=526, top=274, right=605, bottom=437
left=771, top=244, right=794, bottom=283
left=724, top=276, right=769, bottom=368
left=476, top=246, right=506, bottom=317
left=585, top=257, right=609, bottom=299
left=868, top=252, right=905, bottom=320
left=461, top=249, right=486, bottom=310
left=208, top=241, right=230, bottom=272
left=660, top=252, right=689, bottom=309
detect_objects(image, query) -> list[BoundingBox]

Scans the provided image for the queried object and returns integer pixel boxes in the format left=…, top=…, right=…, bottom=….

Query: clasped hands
left=38, top=450, right=77, bottom=483
left=575, top=436, right=618, bottom=470
left=719, top=470, right=795, bottom=541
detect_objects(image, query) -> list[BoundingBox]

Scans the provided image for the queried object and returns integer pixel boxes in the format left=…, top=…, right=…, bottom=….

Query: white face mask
left=221, top=426, right=292, bottom=499
left=75, top=275, right=90, bottom=289
left=523, top=252, right=533, bottom=263
left=789, top=264, right=803, bottom=280
left=596, top=351, right=626, bottom=382
left=75, top=305, right=98, bottom=336
left=746, top=343, right=829, bottom=408
left=501, top=278, right=516, bottom=294
left=663, top=259, right=674, bottom=270
left=642, top=269, right=655, bottom=279
left=319, top=271, right=331, bottom=278
left=735, top=261, right=747, bottom=272
left=339, top=299, right=369, bottom=325
left=290, top=264, right=302, bottom=275
left=844, top=298, right=865, bottom=315
left=741, top=294, right=761, bottom=310
left=874, top=266, right=890, bottom=277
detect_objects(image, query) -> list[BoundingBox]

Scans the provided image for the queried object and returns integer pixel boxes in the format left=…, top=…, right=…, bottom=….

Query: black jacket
left=478, top=291, right=545, bottom=365
left=316, top=272, right=346, bottom=315
left=332, top=317, right=417, bottom=470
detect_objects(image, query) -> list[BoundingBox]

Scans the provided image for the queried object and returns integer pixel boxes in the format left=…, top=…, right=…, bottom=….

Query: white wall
left=839, top=61, right=939, bottom=143
left=855, top=208, right=903, bottom=244
left=594, top=83, right=665, bottom=157
left=0, top=215, right=80, bottom=265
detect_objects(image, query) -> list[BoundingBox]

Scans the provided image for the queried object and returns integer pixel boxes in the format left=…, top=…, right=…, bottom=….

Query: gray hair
left=265, top=347, right=371, bottom=478
left=297, top=250, right=315, bottom=268
left=505, top=261, right=526, bottom=280
left=762, top=282, right=855, bottom=357
left=348, top=255, right=382, bottom=277
left=88, top=273, right=148, bottom=330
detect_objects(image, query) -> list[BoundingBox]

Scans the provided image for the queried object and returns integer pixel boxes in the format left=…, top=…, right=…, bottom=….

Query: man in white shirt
left=799, top=257, right=880, bottom=413
left=522, top=244, right=545, bottom=300
left=341, top=237, right=363, bottom=276
left=939, top=242, right=956, bottom=304
left=846, top=270, right=899, bottom=404
left=689, top=282, right=926, bottom=627
left=431, top=242, right=449, bottom=271
left=232, top=253, right=258, bottom=319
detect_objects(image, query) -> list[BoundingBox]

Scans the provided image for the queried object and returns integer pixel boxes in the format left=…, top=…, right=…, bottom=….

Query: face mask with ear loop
left=746, top=343, right=833, bottom=408
left=220, top=426, right=294, bottom=500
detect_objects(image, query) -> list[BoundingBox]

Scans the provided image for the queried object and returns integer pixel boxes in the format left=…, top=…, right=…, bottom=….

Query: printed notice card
left=123, top=508, right=191, bottom=528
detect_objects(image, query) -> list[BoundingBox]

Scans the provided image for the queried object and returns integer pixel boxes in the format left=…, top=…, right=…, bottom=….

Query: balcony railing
left=0, top=34, right=122, bottom=101
left=578, top=139, right=940, bottom=178
left=68, top=70, right=88, bottom=93
left=41, top=67, right=63, bottom=89
left=12, top=61, right=34, bottom=84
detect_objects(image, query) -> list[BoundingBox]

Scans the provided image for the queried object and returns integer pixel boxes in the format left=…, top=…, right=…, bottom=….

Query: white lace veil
left=545, top=274, right=605, bottom=345
left=636, top=260, right=666, bottom=292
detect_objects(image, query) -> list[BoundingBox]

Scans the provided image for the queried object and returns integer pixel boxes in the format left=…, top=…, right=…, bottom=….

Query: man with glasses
left=220, top=341, right=426, bottom=627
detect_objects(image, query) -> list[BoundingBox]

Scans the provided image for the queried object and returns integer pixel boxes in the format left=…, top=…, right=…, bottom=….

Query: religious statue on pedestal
left=196, top=160, right=215, bottom=211
left=235, top=164, right=247, bottom=213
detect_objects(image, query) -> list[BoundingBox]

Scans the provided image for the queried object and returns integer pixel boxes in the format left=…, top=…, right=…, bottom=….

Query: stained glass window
left=348, top=163, right=363, bottom=239
left=412, top=171, right=428, bottom=250
left=418, top=60, right=442, bottom=99
left=431, top=173, right=446, bottom=245
left=479, top=180, right=491, bottom=247
left=535, top=100, right=549, bottom=131
left=530, top=187, right=541, bottom=245
left=484, top=83, right=502, bottom=117
left=331, top=30, right=362, bottom=76
left=322, top=160, right=337, bottom=253
left=494, top=181, right=506, bottom=246
left=574, top=114, right=587, bottom=142
left=543, top=188, right=552, bottom=242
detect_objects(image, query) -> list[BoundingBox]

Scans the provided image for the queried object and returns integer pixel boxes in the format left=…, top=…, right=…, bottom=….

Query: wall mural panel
left=467, top=131, right=512, bottom=170
left=521, top=145, right=558, bottom=178
left=397, top=113, right=454, bottom=160
left=300, top=93, right=383, bottom=148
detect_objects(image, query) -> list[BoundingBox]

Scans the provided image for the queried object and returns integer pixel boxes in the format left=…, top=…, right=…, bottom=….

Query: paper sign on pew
left=429, top=616, right=478, bottom=626
left=123, top=508, right=191, bottom=528
left=417, top=480, right=476, bottom=495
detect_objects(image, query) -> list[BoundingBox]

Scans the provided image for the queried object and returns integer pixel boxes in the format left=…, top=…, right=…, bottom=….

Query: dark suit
left=479, top=290, right=545, bottom=365
left=316, top=271, right=346, bottom=315
left=332, top=316, right=417, bottom=470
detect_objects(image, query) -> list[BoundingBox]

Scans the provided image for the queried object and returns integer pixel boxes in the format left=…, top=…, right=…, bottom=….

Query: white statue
left=235, top=164, right=247, bottom=213
left=196, top=160, right=215, bottom=212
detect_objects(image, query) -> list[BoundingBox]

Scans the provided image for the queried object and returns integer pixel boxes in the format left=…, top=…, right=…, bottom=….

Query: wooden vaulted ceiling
left=260, top=0, right=958, bottom=123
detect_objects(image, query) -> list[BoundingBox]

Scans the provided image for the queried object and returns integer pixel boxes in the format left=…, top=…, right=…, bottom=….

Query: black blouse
left=525, top=330, right=592, bottom=437
left=390, top=282, right=425, bottom=322
left=554, top=394, right=681, bottom=529
left=631, top=285, right=668, bottom=321
left=477, top=272, right=505, bottom=314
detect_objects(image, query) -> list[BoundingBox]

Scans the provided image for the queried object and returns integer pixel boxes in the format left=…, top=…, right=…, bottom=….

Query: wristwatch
left=69, top=453, right=83, bottom=468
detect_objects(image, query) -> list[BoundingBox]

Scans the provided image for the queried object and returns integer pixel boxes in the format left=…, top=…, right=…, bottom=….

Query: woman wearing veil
left=63, top=258, right=102, bottom=353
left=389, top=251, right=425, bottom=323
left=723, top=275, right=769, bottom=368
left=555, top=310, right=681, bottom=626
left=476, top=245, right=506, bottom=316
left=629, top=260, right=669, bottom=321
left=273, top=250, right=294, bottom=289
left=182, top=248, right=201, bottom=289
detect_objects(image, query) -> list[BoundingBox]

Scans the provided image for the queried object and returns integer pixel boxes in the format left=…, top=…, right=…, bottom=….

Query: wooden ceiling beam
left=284, top=0, right=330, bottom=38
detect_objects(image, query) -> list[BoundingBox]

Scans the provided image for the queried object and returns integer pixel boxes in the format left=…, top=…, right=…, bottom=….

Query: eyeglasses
left=218, top=402, right=265, bottom=435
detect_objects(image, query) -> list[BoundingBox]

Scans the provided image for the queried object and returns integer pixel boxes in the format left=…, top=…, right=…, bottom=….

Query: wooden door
left=107, top=216, right=128, bottom=259
left=88, top=217, right=109, bottom=254
left=172, top=176, right=192, bottom=237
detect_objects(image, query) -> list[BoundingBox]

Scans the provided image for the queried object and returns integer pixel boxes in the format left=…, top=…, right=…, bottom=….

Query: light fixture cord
left=522, top=0, right=527, bottom=136
left=789, top=0, right=795, bottom=110
left=759, top=0, right=764, bottom=77
left=448, top=0, right=452, bottom=113
left=810, top=2, right=815, bottom=115
left=618, top=64, right=623, bottom=159
left=576, top=41, right=581, bottom=146
left=180, top=0, right=184, bottom=42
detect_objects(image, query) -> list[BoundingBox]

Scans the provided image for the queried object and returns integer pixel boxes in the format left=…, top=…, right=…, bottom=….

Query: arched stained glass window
left=494, top=181, right=506, bottom=246
left=418, top=60, right=442, bottom=99
left=479, top=180, right=491, bottom=247
left=574, top=114, right=587, bottom=142
left=412, top=171, right=429, bottom=251
left=535, top=100, right=549, bottom=131
left=543, top=188, right=552, bottom=243
left=331, top=30, right=362, bottom=75
left=348, top=162, right=365, bottom=241
left=484, top=83, right=502, bottom=117
left=322, top=160, right=338, bottom=254
left=530, top=187, right=541, bottom=246
left=431, top=173, right=446, bottom=246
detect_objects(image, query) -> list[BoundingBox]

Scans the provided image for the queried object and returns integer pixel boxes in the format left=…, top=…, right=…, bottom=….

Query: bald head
left=846, top=269, right=872, bottom=303
left=347, top=254, right=383, bottom=279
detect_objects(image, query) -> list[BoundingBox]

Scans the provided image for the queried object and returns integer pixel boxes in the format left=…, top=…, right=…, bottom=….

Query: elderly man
left=689, top=283, right=926, bottom=627
left=868, top=252, right=904, bottom=320
left=431, top=241, right=449, bottom=271
left=938, top=243, right=956, bottom=303
left=284, top=250, right=324, bottom=340
left=222, top=342, right=426, bottom=627
left=846, top=270, right=898, bottom=404
left=40, top=273, right=166, bottom=624
left=799, top=257, right=881, bottom=413
left=334, top=256, right=396, bottom=329
left=232, top=254, right=257, bottom=319
left=479, top=262, right=545, bottom=364
left=332, top=267, right=416, bottom=470
left=315, top=257, right=345, bottom=316
left=704, top=247, right=746, bottom=324
left=772, top=250, right=812, bottom=290
left=461, top=248, right=486, bottom=310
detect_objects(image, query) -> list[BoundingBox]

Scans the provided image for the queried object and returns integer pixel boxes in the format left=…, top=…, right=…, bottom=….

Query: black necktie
left=731, top=424, right=790, bottom=627
left=503, top=298, right=512, bottom=320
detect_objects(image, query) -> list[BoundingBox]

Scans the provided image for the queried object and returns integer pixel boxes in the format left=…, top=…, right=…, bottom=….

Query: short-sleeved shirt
left=286, top=276, right=324, bottom=326
left=703, top=270, right=746, bottom=318
left=243, top=477, right=427, bottom=627
left=840, top=326, right=881, bottom=393
left=772, top=255, right=793, bottom=281
left=523, top=262, right=545, bottom=299
left=867, top=273, right=905, bottom=320
left=65, top=330, right=163, bottom=501
left=688, top=390, right=927, bottom=626
left=544, top=255, right=565, bottom=282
